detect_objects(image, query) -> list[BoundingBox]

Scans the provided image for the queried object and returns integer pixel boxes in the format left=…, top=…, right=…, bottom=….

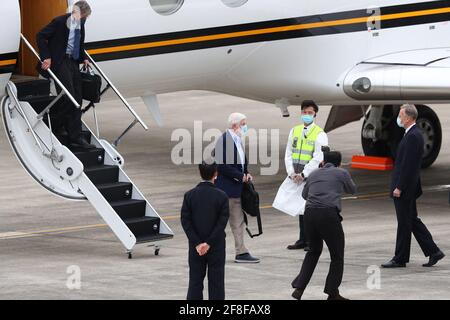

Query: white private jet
left=1, top=0, right=449, bottom=255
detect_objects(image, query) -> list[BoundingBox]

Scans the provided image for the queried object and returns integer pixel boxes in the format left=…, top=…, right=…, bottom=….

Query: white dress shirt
left=228, top=129, right=246, bottom=170
left=66, top=16, right=81, bottom=55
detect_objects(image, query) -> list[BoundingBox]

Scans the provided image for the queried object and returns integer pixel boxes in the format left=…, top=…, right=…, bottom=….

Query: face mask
left=302, top=115, right=314, bottom=125
left=240, top=125, right=248, bottom=135
left=397, top=117, right=404, bottom=128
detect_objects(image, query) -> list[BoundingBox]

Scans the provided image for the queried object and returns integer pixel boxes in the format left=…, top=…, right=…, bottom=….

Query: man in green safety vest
left=273, top=100, right=329, bottom=250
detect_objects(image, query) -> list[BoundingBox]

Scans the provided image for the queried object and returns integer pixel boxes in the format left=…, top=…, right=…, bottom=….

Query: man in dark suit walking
left=382, top=104, right=445, bottom=268
left=37, top=1, right=94, bottom=149
left=215, top=113, right=260, bottom=264
left=181, top=161, right=230, bottom=300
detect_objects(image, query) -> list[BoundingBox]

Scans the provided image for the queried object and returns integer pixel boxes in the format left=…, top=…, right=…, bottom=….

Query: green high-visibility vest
left=291, top=124, right=324, bottom=167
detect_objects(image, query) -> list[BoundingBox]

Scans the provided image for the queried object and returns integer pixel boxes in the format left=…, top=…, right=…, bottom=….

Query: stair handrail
left=6, top=82, right=45, bottom=154
left=20, top=34, right=80, bottom=110
left=84, top=51, right=149, bottom=132
left=83, top=51, right=149, bottom=146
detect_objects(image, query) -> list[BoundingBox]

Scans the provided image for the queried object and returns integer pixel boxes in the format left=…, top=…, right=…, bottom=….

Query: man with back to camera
left=291, top=150, right=357, bottom=301
left=181, top=161, right=230, bottom=300
left=382, top=104, right=444, bottom=269
left=37, top=1, right=95, bottom=149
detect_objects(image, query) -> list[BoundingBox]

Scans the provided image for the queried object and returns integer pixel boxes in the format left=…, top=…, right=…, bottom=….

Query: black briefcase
left=80, top=66, right=102, bottom=103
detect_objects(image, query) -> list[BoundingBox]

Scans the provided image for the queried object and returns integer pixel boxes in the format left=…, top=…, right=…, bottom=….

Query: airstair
left=1, top=35, right=173, bottom=258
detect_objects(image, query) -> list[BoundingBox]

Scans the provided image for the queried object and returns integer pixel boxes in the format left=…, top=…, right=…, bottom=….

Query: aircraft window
left=221, top=0, right=248, bottom=7
left=149, top=0, right=184, bottom=15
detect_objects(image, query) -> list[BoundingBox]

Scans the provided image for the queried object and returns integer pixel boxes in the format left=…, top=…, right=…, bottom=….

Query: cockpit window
left=221, top=0, right=248, bottom=8
left=149, top=0, right=184, bottom=15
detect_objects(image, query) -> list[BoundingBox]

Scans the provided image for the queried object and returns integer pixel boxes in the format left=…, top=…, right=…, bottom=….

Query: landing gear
left=155, top=246, right=160, bottom=256
left=127, top=250, right=133, bottom=259
left=416, top=105, right=442, bottom=168
left=361, top=105, right=402, bottom=158
left=361, top=105, right=442, bottom=168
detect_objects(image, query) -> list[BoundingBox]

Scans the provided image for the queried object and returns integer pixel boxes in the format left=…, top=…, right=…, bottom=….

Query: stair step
left=98, top=182, right=133, bottom=203
left=15, top=79, right=51, bottom=99
left=124, top=216, right=160, bottom=238
left=85, top=165, right=119, bottom=185
left=136, top=233, right=174, bottom=244
left=22, top=95, right=56, bottom=114
left=111, top=199, right=146, bottom=220
left=74, top=148, right=105, bottom=167
left=56, top=131, right=92, bottom=147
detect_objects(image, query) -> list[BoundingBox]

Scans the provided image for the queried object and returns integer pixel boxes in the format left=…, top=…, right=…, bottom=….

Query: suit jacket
left=36, top=14, right=87, bottom=72
left=215, top=131, right=249, bottom=198
left=391, top=125, right=424, bottom=200
left=181, top=182, right=230, bottom=248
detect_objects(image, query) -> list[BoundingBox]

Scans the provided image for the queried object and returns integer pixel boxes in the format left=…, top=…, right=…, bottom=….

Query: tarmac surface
left=0, top=91, right=449, bottom=300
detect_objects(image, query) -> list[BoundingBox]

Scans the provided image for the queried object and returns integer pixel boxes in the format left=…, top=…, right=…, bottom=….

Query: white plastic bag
left=272, top=177, right=306, bottom=217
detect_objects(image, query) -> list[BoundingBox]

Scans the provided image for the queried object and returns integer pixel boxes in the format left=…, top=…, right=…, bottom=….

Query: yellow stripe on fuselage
left=87, top=7, right=450, bottom=56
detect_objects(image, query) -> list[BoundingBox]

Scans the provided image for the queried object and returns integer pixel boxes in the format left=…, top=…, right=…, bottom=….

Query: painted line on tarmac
left=1, top=185, right=448, bottom=240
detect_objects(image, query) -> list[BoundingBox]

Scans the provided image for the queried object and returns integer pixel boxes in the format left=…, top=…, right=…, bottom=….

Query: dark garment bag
left=80, top=66, right=102, bottom=103
left=241, top=182, right=263, bottom=238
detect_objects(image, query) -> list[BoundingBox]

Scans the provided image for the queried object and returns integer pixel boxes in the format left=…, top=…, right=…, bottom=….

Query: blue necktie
left=72, top=28, right=81, bottom=60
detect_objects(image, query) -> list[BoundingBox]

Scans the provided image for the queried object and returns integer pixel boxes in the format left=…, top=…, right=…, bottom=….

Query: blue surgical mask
left=240, top=125, right=248, bottom=135
left=302, top=115, right=314, bottom=125
left=397, top=117, right=404, bottom=128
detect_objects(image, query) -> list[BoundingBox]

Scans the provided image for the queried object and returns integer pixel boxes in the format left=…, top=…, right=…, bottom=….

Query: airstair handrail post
left=6, top=82, right=45, bottom=154
left=20, top=34, right=80, bottom=109
left=84, top=51, right=149, bottom=131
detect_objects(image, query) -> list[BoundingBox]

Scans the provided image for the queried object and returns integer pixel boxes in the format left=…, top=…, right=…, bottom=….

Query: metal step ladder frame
left=2, top=82, right=86, bottom=200
left=3, top=91, right=173, bottom=254
left=2, top=35, right=173, bottom=256
left=81, top=121, right=174, bottom=252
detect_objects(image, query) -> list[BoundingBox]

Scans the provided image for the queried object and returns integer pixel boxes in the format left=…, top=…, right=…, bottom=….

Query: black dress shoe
left=381, top=260, right=406, bottom=268
left=423, top=250, right=445, bottom=267
left=287, top=242, right=307, bottom=250
left=292, top=289, right=304, bottom=300
left=70, top=137, right=96, bottom=149
left=327, top=294, right=349, bottom=301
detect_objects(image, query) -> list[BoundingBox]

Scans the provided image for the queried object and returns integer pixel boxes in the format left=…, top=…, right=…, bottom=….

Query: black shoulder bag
left=241, top=181, right=263, bottom=238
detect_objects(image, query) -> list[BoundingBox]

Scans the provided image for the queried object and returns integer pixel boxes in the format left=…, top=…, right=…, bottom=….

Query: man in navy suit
left=215, top=113, right=260, bottom=264
left=181, top=161, right=230, bottom=300
left=382, top=104, right=445, bottom=268
left=37, top=1, right=94, bottom=149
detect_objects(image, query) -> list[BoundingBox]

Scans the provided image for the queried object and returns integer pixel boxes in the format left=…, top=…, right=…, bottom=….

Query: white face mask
left=397, top=116, right=405, bottom=128
left=240, top=125, right=248, bottom=136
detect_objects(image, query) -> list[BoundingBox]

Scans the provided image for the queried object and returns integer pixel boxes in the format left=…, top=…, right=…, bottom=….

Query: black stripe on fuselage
left=81, top=1, right=450, bottom=62
left=0, top=52, right=18, bottom=75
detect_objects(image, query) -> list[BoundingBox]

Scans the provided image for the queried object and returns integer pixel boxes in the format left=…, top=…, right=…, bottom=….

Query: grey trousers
left=228, top=198, right=249, bottom=256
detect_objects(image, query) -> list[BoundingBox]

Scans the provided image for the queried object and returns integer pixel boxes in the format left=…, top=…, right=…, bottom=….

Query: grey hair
left=73, top=1, right=92, bottom=16
left=228, top=113, right=247, bottom=129
left=401, top=104, right=418, bottom=120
